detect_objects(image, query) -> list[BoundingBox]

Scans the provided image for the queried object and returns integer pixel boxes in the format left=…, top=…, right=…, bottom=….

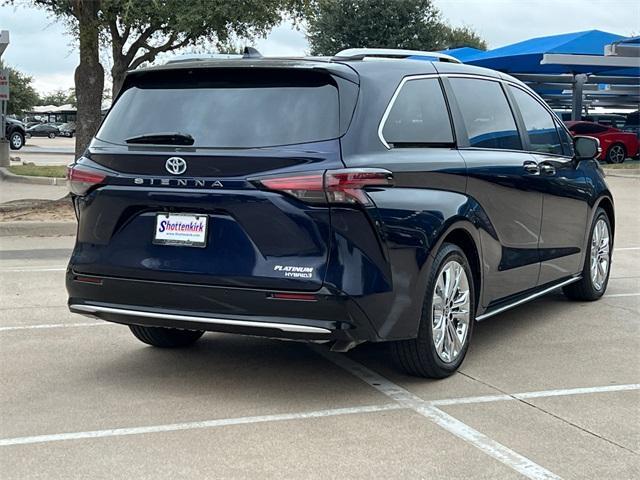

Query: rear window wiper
left=125, top=132, right=195, bottom=145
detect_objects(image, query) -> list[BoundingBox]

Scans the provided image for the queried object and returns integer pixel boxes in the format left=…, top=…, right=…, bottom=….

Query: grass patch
left=7, top=165, right=67, bottom=178
left=601, top=160, right=640, bottom=170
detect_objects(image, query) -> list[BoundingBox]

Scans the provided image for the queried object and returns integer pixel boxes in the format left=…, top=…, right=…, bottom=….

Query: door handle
left=540, top=164, right=556, bottom=176
left=523, top=161, right=539, bottom=174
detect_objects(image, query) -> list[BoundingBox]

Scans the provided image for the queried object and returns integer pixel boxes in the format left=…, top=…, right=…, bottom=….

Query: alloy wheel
left=590, top=218, right=610, bottom=291
left=431, top=260, right=471, bottom=363
left=608, top=145, right=625, bottom=163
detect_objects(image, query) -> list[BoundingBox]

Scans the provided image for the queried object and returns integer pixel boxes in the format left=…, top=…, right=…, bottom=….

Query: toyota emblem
left=165, top=157, right=187, bottom=175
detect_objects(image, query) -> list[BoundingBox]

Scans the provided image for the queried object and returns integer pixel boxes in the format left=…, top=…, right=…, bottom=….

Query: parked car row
left=3, top=118, right=77, bottom=150
left=22, top=121, right=75, bottom=139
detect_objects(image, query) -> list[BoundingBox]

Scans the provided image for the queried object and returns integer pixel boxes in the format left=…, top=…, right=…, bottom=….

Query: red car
left=565, top=121, right=639, bottom=163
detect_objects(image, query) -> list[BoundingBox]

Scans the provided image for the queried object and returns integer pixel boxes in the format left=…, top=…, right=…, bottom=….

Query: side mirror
left=574, top=136, right=601, bottom=161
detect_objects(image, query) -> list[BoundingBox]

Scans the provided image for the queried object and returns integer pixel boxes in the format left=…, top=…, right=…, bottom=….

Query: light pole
left=0, top=29, right=10, bottom=167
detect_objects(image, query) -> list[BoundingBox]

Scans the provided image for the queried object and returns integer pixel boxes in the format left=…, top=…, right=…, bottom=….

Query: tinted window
left=382, top=78, right=453, bottom=147
left=509, top=86, right=563, bottom=155
left=98, top=69, right=340, bottom=148
left=449, top=78, right=521, bottom=150
left=569, top=123, right=608, bottom=134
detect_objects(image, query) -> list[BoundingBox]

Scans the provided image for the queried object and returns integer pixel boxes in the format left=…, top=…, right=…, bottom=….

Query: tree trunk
left=111, top=60, right=127, bottom=101
left=73, top=0, right=104, bottom=159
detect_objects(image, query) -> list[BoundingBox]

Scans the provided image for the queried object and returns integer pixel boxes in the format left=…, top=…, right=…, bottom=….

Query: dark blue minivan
left=66, top=49, right=613, bottom=378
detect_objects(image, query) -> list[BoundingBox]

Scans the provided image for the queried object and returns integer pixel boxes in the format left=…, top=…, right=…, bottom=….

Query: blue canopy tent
left=438, top=47, right=485, bottom=63
left=443, top=30, right=640, bottom=118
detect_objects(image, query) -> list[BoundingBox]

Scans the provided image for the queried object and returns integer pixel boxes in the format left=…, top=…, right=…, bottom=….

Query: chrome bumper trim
left=69, top=304, right=332, bottom=334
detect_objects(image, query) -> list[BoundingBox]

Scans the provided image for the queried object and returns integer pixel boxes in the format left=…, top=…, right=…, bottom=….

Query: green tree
left=307, top=0, right=485, bottom=55
left=30, top=0, right=307, bottom=156
left=0, top=62, right=39, bottom=116
left=101, top=0, right=307, bottom=98
left=444, top=25, right=486, bottom=51
left=32, top=0, right=104, bottom=157
left=39, top=88, right=76, bottom=106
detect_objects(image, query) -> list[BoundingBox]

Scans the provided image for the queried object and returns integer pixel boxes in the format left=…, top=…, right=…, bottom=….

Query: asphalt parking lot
left=0, top=175, right=638, bottom=479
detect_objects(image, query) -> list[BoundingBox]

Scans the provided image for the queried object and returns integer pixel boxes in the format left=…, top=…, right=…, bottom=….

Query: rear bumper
left=66, top=271, right=379, bottom=342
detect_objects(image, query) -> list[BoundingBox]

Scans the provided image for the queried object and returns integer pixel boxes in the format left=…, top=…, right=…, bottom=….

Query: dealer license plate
left=153, top=213, right=208, bottom=247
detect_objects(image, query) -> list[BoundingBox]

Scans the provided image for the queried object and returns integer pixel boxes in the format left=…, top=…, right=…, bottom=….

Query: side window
left=448, top=78, right=521, bottom=150
left=382, top=78, right=454, bottom=147
left=509, top=86, right=563, bottom=155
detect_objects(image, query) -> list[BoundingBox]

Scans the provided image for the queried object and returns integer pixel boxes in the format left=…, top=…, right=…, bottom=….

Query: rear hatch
left=69, top=64, right=358, bottom=292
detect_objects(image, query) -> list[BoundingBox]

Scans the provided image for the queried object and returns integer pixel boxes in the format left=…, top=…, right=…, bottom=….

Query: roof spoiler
left=333, top=48, right=462, bottom=64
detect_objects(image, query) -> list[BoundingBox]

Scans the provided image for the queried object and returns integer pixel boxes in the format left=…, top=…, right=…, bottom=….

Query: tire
left=129, top=325, right=204, bottom=348
left=48, top=132, right=56, bottom=139
left=391, top=243, right=475, bottom=378
left=563, top=208, right=612, bottom=301
left=606, top=143, right=626, bottom=164
left=9, top=131, right=24, bottom=150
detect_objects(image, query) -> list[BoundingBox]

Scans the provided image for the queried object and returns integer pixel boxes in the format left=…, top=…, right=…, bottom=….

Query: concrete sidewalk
left=0, top=176, right=67, bottom=203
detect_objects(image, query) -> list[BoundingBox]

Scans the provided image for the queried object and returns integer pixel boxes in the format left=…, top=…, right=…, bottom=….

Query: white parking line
left=616, top=247, right=640, bottom=251
left=0, top=322, right=114, bottom=332
left=0, top=403, right=402, bottom=447
left=605, top=293, right=640, bottom=298
left=312, top=347, right=561, bottom=480
left=0, top=354, right=635, bottom=469
left=0, top=266, right=66, bottom=273
left=431, top=383, right=640, bottom=406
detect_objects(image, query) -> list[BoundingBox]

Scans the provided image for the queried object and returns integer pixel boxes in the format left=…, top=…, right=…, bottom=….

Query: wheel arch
left=594, top=194, right=615, bottom=243
left=427, top=220, right=484, bottom=315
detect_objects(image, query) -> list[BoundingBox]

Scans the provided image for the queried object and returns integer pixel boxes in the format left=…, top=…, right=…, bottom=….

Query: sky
left=0, top=0, right=638, bottom=95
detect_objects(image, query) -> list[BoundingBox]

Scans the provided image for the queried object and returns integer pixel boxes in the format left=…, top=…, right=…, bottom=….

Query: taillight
left=325, top=169, right=393, bottom=206
left=258, top=173, right=326, bottom=203
left=255, top=168, right=393, bottom=206
left=67, top=163, right=107, bottom=196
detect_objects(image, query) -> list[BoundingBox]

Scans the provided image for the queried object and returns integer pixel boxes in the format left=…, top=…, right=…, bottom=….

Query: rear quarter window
left=381, top=78, right=454, bottom=147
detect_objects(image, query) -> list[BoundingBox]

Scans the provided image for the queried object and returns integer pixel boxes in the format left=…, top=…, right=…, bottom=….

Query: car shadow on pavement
left=90, top=333, right=384, bottom=407
left=88, top=293, right=599, bottom=402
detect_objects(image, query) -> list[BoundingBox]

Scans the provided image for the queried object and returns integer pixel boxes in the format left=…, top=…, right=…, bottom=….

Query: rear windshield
left=97, top=69, right=340, bottom=148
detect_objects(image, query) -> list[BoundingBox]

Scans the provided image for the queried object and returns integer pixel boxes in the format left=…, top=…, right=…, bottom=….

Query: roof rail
left=165, top=53, right=242, bottom=64
left=333, top=48, right=462, bottom=64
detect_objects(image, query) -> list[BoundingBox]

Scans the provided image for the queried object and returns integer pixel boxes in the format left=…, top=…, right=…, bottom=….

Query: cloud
left=435, top=0, right=639, bottom=48
left=1, top=4, right=77, bottom=91
left=255, top=22, right=308, bottom=56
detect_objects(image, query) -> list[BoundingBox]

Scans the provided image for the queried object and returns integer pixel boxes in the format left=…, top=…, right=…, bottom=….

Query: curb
left=0, top=221, right=76, bottom=237
left=21, top=149, right=74, bottom=156
left=0, top=167, right=67, bottom=186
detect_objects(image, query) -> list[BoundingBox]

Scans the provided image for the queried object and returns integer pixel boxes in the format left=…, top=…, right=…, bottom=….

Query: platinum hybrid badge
left=274, top=265, right=314, bottom=278
left=165, top=157, right=187, bottom=175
